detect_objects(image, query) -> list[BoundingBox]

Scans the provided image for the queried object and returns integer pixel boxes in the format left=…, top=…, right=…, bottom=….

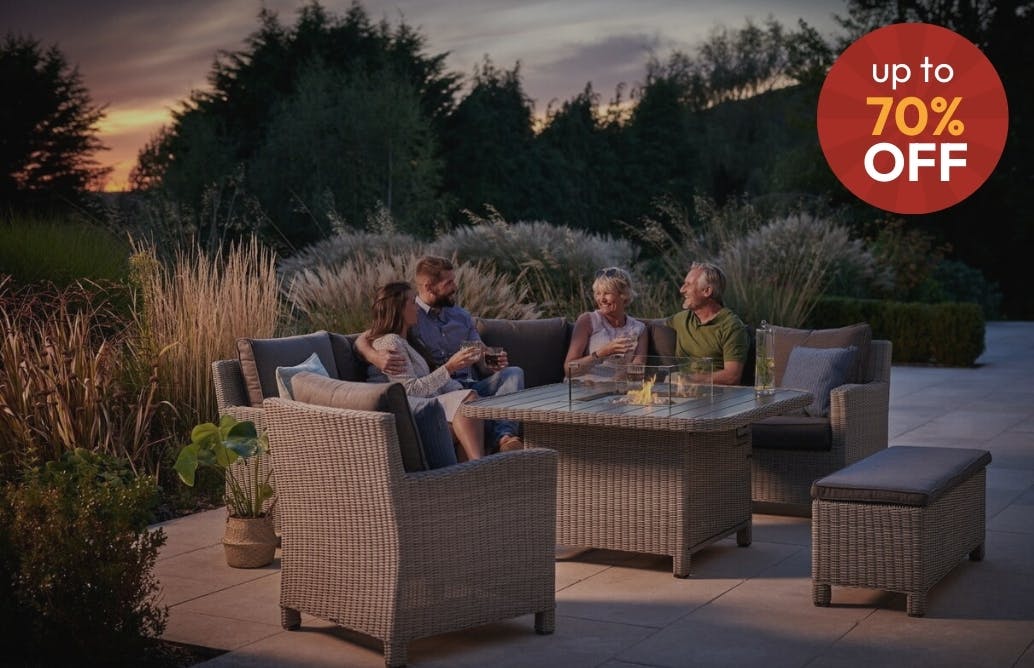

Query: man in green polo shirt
left=665, top=261, right=748, bottom=385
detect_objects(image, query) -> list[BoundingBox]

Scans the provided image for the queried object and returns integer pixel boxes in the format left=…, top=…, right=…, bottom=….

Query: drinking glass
left=460, top=339, right=483, bottom=362
left=484, top=346, right=504, bottom=367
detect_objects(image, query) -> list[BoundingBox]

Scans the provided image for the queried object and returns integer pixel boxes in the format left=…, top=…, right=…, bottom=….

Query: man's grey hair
left=691, top=261, right=727, bottom=305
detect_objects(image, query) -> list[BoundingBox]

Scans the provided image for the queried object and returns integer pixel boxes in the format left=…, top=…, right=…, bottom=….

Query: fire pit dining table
left=461, top=382, right=812, bottom=577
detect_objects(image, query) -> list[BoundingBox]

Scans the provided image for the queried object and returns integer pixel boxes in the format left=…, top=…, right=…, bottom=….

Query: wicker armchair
left=751, top=339, right=892, bottom=511
left=264, top=398, right=558, bottom=668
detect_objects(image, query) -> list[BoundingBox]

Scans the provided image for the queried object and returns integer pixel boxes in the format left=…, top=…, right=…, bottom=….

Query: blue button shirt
left=412, top=298, right=480, bottom=380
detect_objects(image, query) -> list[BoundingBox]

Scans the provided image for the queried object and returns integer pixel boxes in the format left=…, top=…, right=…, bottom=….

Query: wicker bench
left=811, top=445, right=991, bottom=617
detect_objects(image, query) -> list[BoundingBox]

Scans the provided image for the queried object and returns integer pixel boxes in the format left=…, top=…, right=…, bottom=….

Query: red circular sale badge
left=817, top=23, right=1008, bottom=215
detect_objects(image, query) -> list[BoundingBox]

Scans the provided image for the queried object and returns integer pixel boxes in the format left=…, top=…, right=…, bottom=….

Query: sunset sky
left=3, top=1, right=840, bottom=191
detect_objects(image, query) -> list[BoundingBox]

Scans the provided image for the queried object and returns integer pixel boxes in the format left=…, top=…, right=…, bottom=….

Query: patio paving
left=154, top=321, right=1034, bottom=667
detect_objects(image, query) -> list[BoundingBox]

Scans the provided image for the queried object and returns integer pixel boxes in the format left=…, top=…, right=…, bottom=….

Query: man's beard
left=431, top=291, right=456, bottom=308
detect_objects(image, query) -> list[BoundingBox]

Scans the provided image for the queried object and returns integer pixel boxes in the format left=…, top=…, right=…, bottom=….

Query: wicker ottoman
left=811, top=446, right=991, bottom=617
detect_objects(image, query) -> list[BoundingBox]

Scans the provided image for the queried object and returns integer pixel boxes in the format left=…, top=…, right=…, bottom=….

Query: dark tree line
left=4, top=0, right=1032, bottom=316
left=127, top=3, right=830, bottom=251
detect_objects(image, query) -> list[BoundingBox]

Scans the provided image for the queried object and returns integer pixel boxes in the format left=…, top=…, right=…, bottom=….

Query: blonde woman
left=564, top=267, right=648, bottom=378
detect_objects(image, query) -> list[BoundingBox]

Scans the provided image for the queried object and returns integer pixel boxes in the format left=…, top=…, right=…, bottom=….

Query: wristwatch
left=590, top=351, right=599, bottom=361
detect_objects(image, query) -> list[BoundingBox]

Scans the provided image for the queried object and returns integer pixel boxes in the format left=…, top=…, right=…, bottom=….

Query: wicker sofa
left=213, top=318, right=891, bottom=519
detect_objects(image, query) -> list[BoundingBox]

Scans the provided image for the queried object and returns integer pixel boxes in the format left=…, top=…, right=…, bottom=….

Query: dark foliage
left=0, top=33, right=110, bottom=209
left=0, top=450, right=168, bottom=663
left=132, top=1, right=461, bottom=250
left=809, top=297, right=986, bottom=366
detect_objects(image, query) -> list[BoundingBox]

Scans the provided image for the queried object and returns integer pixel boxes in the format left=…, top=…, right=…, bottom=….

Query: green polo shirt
left=665, top=307, right=748, bottom=370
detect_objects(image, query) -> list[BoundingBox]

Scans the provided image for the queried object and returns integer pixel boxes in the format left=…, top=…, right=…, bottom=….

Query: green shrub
left=863, top=218, right=949, bottom=301
left=0, top=449, right=167, bottom=663
left=0, top=213, right=129, bottom=285
left=928, top=259, right=1003, bottom=320
left=808, top=297, right=985, bottom=366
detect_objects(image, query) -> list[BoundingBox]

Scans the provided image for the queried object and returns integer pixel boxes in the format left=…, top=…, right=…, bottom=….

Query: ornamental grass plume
left=431, top=207, right=637, bottom=317
left=130, top=237, right=282, bottom=428
left=718, top=213, right=875, bottom=328
left=284, top=250, right=541, bottom=334
left=0, top=277, right=166, bottom=478
left=634, top=196, right=877, bottom=328
left=277, top=229, right=423, bottom=279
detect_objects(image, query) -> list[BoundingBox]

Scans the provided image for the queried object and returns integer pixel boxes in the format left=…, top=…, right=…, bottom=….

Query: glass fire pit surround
left=567, top=355, right=714, bottom=409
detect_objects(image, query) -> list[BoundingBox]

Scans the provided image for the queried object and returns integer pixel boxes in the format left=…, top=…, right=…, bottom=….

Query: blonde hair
left=592, top=267, right=636, bottom=306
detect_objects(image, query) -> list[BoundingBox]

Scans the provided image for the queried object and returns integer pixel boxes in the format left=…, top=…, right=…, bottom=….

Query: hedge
left=807, top=297, right=985, bottom=367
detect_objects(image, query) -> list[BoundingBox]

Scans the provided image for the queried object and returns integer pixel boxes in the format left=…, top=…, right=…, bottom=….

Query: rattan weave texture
left=462, top=384, right=811, bottom=577
left=812, top=468, right=986, bottom=617
left=264, top=398, right=557, bottom=667
left=752, top=340, right=892, bottom=509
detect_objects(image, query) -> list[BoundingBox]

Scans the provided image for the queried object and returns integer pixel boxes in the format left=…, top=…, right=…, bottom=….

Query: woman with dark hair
left=366, top=281, right=488, bottom=460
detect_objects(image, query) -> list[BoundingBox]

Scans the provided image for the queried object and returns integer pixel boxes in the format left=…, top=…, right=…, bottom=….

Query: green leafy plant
left=0, top=449, right=167, bottom=663
left=174, top=415, right=274, bottom=518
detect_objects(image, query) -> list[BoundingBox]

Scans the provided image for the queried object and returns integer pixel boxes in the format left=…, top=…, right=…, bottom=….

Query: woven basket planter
left=223, top=516, right=277, bottom=568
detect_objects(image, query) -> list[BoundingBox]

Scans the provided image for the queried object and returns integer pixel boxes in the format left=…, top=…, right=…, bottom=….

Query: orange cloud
left=96, top=105, right=176, bottom=191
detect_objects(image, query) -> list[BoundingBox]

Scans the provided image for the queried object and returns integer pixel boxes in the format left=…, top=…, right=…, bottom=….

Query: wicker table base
left=463, top=384, right=812, bottom=578
left=528, top=422, right=752, bottom=577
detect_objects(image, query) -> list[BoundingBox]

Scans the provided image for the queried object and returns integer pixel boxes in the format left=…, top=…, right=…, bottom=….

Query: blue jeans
left=461, top=366, right=524, bottom=446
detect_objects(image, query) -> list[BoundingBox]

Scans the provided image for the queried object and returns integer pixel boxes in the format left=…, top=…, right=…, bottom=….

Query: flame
left=626, top=376, right=656, bottom=405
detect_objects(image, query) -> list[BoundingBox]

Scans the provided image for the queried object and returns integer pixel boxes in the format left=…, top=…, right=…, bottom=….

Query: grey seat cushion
left=752, top=415, right=832, bottom=452
left=476, top=317, right=571, bottom=388
left=290, top=372, right=427, bottom=472
left=237, top=331, right=337, bottom=405
left=811, top=446, right=992, bottom=507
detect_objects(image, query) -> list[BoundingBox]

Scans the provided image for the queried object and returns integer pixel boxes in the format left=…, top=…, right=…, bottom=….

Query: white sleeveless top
left=573, top=311, right=646, bottom=383
left=587, top=310, right=645, bottom=362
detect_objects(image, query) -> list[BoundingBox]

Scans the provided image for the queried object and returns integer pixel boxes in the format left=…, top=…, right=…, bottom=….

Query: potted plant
left=174, top=415, right=277, bottom=568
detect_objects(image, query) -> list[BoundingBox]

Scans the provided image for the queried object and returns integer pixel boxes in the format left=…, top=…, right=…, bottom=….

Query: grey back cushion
left=645, top=319, right=676, bottom=359
left=237, top=331, right=337, bottom=406
left=329, top=332, right=366, bottom=382
left=291, top=372, right=428, bottom=472
left=770, top=323, right=872, bottom=385
left=780, top=345, right=858, bottom=417
left=476, top=317, right=572, bottom=388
